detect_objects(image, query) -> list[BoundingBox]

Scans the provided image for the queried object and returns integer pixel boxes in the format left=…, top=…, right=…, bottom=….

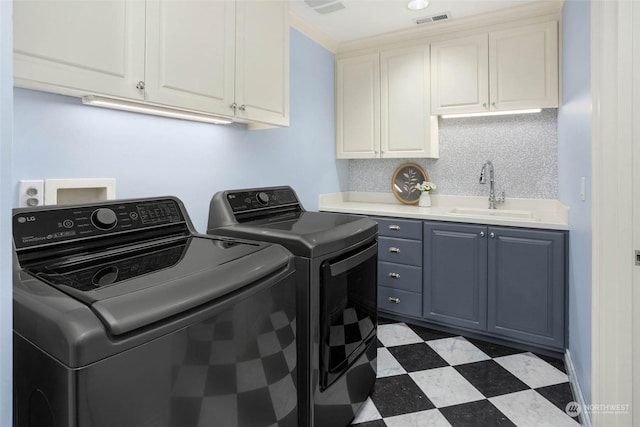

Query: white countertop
left=319, top=192, right=569, bottom=230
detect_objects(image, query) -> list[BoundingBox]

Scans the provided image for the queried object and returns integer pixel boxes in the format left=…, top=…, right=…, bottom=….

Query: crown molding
left=289, top=10, right=340, bottom=54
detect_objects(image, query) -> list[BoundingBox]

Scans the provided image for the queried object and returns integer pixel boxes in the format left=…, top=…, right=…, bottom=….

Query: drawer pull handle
left=388, top=297, right=400, bottom=304
left=388, top=225, right=401, bottom=231
left=389, top=247, right=401, bottom=254
left=389, top=272, right=401, bottom=279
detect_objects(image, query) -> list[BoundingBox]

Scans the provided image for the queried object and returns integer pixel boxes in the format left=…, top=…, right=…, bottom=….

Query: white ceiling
left=288, top=0, right=542, bottom=43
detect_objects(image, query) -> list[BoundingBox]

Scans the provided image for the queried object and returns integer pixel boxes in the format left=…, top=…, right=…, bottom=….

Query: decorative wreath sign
left=391, top=163, right=428, bottom=205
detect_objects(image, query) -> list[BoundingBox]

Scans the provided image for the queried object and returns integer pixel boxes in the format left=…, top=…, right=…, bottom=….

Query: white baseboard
left=565, top=349, right=591, bottom=427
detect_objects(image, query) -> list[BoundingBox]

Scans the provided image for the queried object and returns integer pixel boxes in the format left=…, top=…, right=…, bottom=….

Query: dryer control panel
left=225, top=186, right=299, bottom=213
left=13, top=197, right=187, bottom=250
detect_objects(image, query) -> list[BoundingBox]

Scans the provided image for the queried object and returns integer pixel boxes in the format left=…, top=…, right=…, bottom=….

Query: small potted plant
left=415, top=181, right=436, bottom=207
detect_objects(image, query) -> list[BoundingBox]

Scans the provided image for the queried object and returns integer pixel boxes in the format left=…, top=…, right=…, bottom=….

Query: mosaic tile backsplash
left=349, top=109, right=558, bottom=199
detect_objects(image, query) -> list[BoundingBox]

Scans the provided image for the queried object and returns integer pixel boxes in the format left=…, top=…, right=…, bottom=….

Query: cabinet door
left=430, top=34, right=489, bottom=115
left=489, top=21, right=559, bottom=110
left=336, top=54, right=380, bottom=159
left=487, top=227, right=565, bottom=349
left=381, top=47, right=437, bottom=158
left=145, top=0, right=236, bottom=116
left=235, top=0, right=289, bottom=126
left=14, top=0, right=145, bottom=99
left=423, top=222, right=487, bottom=331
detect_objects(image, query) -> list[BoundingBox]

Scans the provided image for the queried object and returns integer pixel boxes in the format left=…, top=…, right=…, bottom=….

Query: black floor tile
left=439, top=400, right=516, bottom=427
left=377, top=317, right=396, bottom=325
left=465, top=338, right=525, bottom=358
left=376, top=338, right=384, bottom=348
left=536, top=382, right=575, bottom=412
left=370, top=374, right=435, bottom=418
left=406, top=323, right=457, bottom=341
left=454, top=360, right=529, bottom=398
left=387, top=343, right=449, bottom=372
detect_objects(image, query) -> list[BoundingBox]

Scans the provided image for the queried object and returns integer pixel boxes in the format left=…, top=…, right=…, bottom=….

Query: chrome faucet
left=479, top=160, right=504, bottom=209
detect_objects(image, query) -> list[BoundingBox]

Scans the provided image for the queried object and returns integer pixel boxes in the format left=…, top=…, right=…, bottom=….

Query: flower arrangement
left=415, top=181, right=436, bottom=193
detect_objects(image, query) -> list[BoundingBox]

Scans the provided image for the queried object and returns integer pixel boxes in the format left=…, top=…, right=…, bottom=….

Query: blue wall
left=558, top=0, right=592, bottom=407
left=13, top=28, right=345, bottom=232
left=1, top=1, right=13, bottom=425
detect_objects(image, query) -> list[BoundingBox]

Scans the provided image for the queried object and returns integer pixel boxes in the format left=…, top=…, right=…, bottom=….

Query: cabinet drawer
left=374, top=217, right=422, bottom=239
left=379, top=236, right=422, bottom=266
left=378, top=286, right=422, bottom=317
left=378, top=262, right=422, bottom=293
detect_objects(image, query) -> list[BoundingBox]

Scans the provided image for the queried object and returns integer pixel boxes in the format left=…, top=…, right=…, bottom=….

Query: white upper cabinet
left=489, top=21, right=559, bottom=111
left=430, top=35, right=489, bottom=115
left=13, top=0, right=145, bottom=100
left=235, top=0, right=289, bottom=126
left=336, top=54, right=380, bottom=159
left=14, top=0, right=290, bottom=127
left=145, top=0, right=236, bottom=116
left=381, top=46, right=437, bottom=158
left=431, top=21, right=559, bottom=115
left=336, top=48, right=437, bottom=160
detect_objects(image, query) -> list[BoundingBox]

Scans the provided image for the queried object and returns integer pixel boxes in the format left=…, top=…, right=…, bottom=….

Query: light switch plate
left=19, top=180, right=45, bottom=207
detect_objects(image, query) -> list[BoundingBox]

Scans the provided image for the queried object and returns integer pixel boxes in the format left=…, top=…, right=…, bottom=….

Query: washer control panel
left=226, top=187, right=299, bottom=213
left=13, top=198, right=185, bottom=249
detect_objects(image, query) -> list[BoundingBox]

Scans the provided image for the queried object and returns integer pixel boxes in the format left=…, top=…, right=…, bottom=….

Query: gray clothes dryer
left=207, top=186, right=378, bottom=427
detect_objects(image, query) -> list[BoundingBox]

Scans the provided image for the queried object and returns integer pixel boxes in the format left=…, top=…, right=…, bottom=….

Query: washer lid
left=212, top=212, right=378, bottom=257
left=25, top=236, right=291, bottom=336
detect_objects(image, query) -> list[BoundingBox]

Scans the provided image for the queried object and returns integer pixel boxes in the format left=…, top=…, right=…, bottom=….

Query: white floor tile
left=494, top=352, right=568, bottom=388
left=377, top=323, right=424, bottom=347
left=351, top=397, right=382, bottom=424
left=384, top=409, right=453, bottom=427
left=409, top=366, right=485, bottom=408
left=377, top=347, right=407, bottom=378
left=426, top=336, right=491, bottom=366
left=490, top=389, right=581, bottom=427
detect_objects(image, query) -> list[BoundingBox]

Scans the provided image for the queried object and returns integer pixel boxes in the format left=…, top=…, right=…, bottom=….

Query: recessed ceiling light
left=407, top=0, right=429, bottom=11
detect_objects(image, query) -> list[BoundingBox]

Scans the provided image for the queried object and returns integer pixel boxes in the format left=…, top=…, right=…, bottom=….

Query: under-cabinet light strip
left=440, top=108, right=542, bottom=119
left=82, top=95, right=233, bottom=125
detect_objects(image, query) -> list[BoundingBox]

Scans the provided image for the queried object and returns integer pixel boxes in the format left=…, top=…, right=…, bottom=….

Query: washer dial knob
left=256, top=192, right=270, bottom=205
left=91, top=208, right=118, bottom=230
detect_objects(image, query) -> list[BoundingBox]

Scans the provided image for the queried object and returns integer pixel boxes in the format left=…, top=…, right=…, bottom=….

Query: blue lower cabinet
left=378, top=261, right=422, bottom=293
left=378, top=286, right=422, bottom=317
left=487, top=227, right=566, bottom=349
left=371, top=217, right=424, bottom=318
left=423, top=222, right=487, bottom=331
left=372, top=216, right=567, bottom=352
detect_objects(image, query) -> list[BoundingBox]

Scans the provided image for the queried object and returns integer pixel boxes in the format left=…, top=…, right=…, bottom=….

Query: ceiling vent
left=304, top=0, right=346, bottom=14
left=416, top=12, right=451, bottom=25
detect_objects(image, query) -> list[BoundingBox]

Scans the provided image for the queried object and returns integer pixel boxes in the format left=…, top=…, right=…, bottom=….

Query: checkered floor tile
left=351, top=319, right=581, bottom=427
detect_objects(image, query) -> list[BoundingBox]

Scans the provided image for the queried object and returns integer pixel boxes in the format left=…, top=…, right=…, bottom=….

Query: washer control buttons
left=62, top=219, right=74, bottom=229
left=91, top=208, right=118, bottom=230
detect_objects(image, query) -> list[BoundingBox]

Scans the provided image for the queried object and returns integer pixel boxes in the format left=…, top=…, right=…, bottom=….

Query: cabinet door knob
left=389, top=272, right=401, bottom=279
left=239, top=104, right=246, bottom=111
left=492, top=102, right=496, bottom=107
left=389, top=225, right=401, bottom=231
left=480, top=231, right=485, bottom=237
left=388, top=297, right=400, bottom=304
left=135, top=81, right=145, bottom=90
left=483, top=102, right=487, bottom=108
left=230, top=102, right=237, bottom=110
left=490, top=232, right=496, bottom=238
left=389, top=247, right=401, bottom=253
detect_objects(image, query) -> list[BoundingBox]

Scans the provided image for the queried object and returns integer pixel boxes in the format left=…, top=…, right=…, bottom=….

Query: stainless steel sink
left=448, top=207, right=538, bottom=220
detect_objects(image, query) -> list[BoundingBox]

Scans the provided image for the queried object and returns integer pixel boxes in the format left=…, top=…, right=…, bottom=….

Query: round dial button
left=256, top=192, right=270, bottom=205
left=91, top=208, right=118, bottom=230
